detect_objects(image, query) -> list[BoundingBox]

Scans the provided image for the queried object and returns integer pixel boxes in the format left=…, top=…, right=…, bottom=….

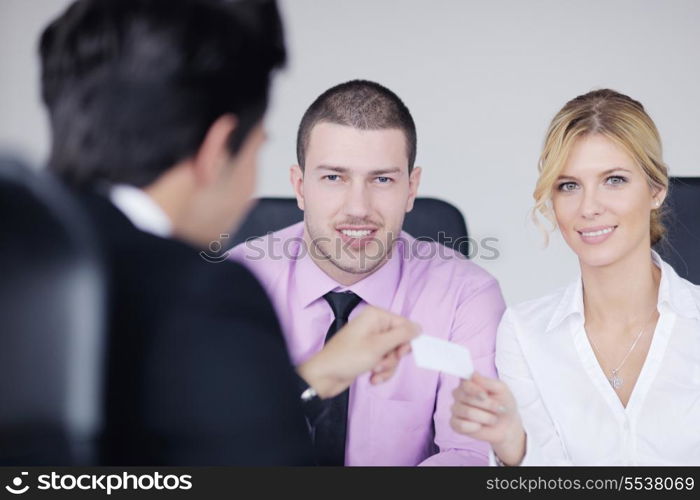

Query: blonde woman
left=450, top=89, right=700, bottom=465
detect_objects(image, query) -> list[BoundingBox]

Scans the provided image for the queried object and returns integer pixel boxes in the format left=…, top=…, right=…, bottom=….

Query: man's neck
left=142, top=163, right=202, bottom=246
left=144, top=182, right=186, bottom=230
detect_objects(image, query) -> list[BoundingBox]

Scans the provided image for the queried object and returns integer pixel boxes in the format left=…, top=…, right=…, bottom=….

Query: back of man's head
left=40, top=0, right=285, bottom=188
left=296, top=80, right=417, bottom=173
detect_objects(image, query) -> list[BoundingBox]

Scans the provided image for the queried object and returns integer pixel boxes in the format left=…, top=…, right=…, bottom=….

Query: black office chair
left=0, top=157, right=106, bottom=465
left=655, top=177, right=700, bottom=285
left=231, top=197, right=471, bottom=257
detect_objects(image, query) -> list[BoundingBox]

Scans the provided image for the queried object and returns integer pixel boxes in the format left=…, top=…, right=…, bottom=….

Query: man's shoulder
left=80, top=191, right=274, bottom=315
left=79, top=190, right=184, bottom=271
left=230, top=221, right=305, bottom=257
left=398, top=231, right=500, bottom=294
left=132, top=238, right=273, bottom=314
left=228, top=221, right=305, bottom=285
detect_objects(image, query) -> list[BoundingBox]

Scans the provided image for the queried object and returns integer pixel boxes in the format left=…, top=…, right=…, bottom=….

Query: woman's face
left=551, top=134, right=664, bottom=269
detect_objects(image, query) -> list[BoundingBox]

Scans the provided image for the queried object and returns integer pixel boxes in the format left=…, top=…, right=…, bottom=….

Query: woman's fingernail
left=478, top=392, right=487, bottom=401
left=497, top=405, right=508, bottom=413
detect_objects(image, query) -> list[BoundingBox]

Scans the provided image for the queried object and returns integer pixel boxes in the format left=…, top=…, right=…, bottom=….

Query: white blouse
left=495, top=252, right=700, bottom=465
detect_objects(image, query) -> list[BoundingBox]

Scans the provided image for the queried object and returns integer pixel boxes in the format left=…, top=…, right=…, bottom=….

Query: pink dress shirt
left=230, top=222, right=505, bottom=465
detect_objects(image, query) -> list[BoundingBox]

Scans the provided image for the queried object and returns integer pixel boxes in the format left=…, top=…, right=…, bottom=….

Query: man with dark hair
left=39, top=1, right=418, bottom=465
left=232, top=80, right=506, bottom=465
left=41, top=0, right=284, bottom=190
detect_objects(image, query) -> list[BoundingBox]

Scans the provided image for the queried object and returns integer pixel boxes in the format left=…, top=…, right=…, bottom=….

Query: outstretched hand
left=450, top=372, right=526, bottom=465
left=297, top=306, right=420, bottom=399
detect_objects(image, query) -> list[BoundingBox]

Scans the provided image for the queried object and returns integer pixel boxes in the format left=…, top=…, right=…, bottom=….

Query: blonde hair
left=533, top=89, right=669, bottom=246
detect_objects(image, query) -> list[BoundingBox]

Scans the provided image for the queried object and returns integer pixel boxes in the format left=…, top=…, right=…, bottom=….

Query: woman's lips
left=576, top=225, right=617, bottom=244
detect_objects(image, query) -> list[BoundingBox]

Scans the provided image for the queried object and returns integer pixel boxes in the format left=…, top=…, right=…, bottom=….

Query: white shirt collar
left=546, top=250, right=700, bottom=333
left=109, top=184, right=173, bottom=238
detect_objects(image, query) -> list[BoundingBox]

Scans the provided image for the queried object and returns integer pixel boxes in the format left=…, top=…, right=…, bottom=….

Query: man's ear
left=192, top=114, right=238, bottom=186
left=405, top=166, right=422, bottom=213
left=290, top=164, right=305, bottom=211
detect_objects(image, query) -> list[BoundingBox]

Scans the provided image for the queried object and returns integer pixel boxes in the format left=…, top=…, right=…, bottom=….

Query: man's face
left=291, top=122, right=421, bottom=284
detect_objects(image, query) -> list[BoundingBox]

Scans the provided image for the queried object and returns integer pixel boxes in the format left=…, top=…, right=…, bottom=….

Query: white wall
left=0, top=0, right=67, bottom=163
left=2, top=0, right=699, bottom=304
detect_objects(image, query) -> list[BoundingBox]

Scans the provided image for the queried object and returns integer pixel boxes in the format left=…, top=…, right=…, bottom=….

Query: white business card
left=411, top=334, right=474, bottom=379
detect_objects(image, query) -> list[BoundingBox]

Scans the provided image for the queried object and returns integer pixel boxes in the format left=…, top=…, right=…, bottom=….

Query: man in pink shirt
left=231, top=80, right=505, bottom=465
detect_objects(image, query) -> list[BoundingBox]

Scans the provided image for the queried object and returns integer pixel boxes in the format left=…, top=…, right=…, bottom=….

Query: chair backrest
left=655, top=177, right=700, bottom=285
left=0, top=157, right=106, bottom=465
left=231, top=197, right=471, bottom=256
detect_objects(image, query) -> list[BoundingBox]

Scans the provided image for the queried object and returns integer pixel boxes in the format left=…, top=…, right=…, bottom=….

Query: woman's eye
left=557, top=181, right=578, bottom=192
left=605, top=175, right=628, bottom=185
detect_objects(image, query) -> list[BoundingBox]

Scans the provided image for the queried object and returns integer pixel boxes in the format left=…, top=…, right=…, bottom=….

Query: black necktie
left=314, top=291, right=362, bottom=465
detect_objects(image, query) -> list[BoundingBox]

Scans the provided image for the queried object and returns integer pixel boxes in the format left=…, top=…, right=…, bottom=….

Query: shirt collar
left=546, top=250, right=700, bottom=333
left=654, top=250, right=700, bottom=321
left=109, top=184, right=173, bottom=238
left=294, top=230, right=403, bottom=310
left=546, top=271, right=585, bottom=333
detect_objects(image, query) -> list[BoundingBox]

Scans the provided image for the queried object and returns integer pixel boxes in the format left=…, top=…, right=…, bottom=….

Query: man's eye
left=376, top=177, right=392, bottom=184
left=324, top=175, right=340, bottom=182
left=557, top=181, right=578, bottom=192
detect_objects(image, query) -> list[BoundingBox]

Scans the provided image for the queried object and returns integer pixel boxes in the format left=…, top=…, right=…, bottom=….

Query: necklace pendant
left=609, top=371, right=623, bottom=390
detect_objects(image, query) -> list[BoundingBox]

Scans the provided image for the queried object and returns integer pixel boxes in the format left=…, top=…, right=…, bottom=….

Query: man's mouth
left=335, top=226, right=379, bottom=247
left=339, top=229, right=374, bottom=238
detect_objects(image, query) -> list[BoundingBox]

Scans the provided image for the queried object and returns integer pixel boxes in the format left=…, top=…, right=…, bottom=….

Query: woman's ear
left=652, top=185, right=668, bottom=208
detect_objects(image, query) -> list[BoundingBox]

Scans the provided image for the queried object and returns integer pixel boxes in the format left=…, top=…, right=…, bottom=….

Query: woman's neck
left=580, top=246, right=660, bottom=329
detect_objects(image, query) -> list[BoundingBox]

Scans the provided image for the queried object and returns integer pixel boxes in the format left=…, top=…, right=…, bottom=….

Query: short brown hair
left=296, top=80, right=417, bottom=172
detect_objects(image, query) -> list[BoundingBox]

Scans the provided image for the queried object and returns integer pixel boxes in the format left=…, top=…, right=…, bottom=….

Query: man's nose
left=342, top=181, right=372, bottom=220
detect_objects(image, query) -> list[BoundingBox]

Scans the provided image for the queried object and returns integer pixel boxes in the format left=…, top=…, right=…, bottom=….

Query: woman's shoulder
left=501, top=282, right=578, bottom=337
left=681, top=275, right=700, bottom=304
left=658, top=256, right=700, bottom=319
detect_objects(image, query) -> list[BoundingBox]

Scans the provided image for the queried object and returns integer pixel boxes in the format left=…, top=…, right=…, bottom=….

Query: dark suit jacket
left=80, top=191, right=313, bottom=465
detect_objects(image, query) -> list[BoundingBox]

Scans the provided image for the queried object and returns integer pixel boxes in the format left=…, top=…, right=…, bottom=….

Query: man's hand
left=296, top=306, right=420, bottom=399
left=450, top=372, right=526, bottom=466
